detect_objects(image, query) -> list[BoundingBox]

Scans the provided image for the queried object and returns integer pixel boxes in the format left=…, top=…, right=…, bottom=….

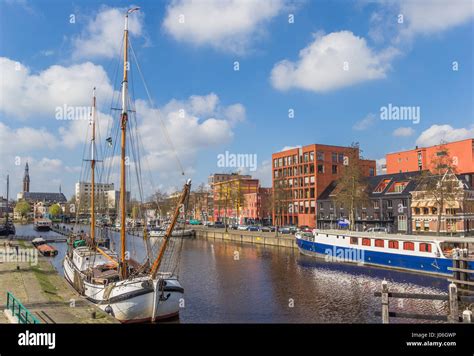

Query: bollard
left=448, top=283, right=459, bottom=323
left=381, top=280, right=389, bottom=324
left=462, top=309, right=472, bottom=323
left=91, top=311, right=96, bottom=319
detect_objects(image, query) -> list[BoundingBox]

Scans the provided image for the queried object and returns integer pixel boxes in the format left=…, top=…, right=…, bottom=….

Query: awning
left=444, top=201, right=460, bottom=209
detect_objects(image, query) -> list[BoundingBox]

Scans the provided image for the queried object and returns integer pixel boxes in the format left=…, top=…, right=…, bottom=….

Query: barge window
left=419, top=243, right=432, bottom=253
left=350, top=237, right=358, bottom=245
left=403, top=242, right=415, bottom=251
left=375, top=239, right=384, bottom=248
left=388, top=241, right=399, bottom=249
left=362, top=238, right=371, bottom=246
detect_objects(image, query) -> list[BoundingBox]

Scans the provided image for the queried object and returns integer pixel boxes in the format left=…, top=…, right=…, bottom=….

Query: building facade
left=410, top=172, right=474, bottom=236
left=272, top=144, right=376, bottom=228
left=317, top=172, right=421, bottom=233
left=386, top=138, right=474, bottom=175
left=242, top=187, right=272, bottom=225
left=212, top=177, right=260, bottom=224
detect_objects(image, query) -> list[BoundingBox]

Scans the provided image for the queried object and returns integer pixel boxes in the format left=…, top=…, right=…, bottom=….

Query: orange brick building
left=272, top=144, right=376, bottom=228
left=386, top=138, right=474, bottom=175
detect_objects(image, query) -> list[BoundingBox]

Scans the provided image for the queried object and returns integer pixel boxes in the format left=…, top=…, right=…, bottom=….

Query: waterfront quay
left=0, top=238, right=117, bottom=324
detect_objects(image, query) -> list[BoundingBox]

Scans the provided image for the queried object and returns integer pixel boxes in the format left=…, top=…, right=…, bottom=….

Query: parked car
left=229, top=223, right=238, bottom=230
left=247, top=226, right=259, bottom=232
left=214, top=221, right=225, bottom=228
left=237, top=225, right=248, bottom=231
left=189, top=219, right=202, bottom=225
left=204, top=221, right=214, bottom=227
left=260, top=226, right=276, bottom=232
left=366, top=226, right=388, bottom=233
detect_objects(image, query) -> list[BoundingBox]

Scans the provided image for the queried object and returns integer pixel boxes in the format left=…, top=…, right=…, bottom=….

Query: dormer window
left=374, top=179, right=391, bottom=193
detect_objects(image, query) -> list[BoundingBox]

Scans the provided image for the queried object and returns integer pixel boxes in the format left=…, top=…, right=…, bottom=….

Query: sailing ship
left=0, top=175, right=15, bottom=236
left=63, top=8, right=191, bottom=323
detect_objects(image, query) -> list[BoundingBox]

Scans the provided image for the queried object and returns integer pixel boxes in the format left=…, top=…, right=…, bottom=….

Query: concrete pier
left=194, top=227, right=297, bottom=249
left=0, top=239, right=117, bottom=324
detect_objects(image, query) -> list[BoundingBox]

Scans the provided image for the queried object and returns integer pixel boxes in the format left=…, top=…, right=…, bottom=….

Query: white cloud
left=162, top=0, right=288, bottom=54
left=353, top=113, right=376, bottom=131
left=393, top=127, right=415, bottom=137
left=71, top=6, right=144, bottom=59
left=0, top=122, right=59, bottom=156
left=0, top=57, right=114, bottom=119
left=271, top=31, right=399, bottom=92
left=376, top=158, right=386, bottom=175
left=280, top=145, right=301, bottom=152
left=137, top=93, right=245, bottom=173
left=399, top=0, right=474, bottom=39
left=415, top=124, right=474, bottom=147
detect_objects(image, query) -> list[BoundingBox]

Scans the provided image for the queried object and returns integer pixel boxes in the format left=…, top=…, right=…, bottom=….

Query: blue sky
left=0, top=0, right=473, bottom=199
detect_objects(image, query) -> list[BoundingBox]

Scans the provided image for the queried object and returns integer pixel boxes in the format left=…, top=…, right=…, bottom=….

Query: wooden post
left=381, top=280, right=389, bottom=324
left=448, top=282, right=458, bottom=323
left=462, top=309, right=472, bottom=323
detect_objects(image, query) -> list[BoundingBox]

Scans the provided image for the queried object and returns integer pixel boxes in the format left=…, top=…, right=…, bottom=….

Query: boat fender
left=104, top=305, right=114, bottom=316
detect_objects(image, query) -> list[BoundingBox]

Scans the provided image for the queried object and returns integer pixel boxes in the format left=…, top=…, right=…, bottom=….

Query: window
left=273, top=159, right=277, bottom=168
left=304, top=153, right=309, bottom=162
left=362, top=238, right=371, bottom=246
left=309, top=152, right=314, bottom=162
left=373, top=201, right=379, bottom=209
left=369, top=168, right=375, bottom=176
left=387, top=181, right=409, bottom=193
left=317, top=164, right=324, bottom=173
left=338, top=153, right=344, bottom=163
left=332, top=165, right=337, bottom=174
left=419, top=243, right=432, bottom=253
left=350, top=237, right=358, bottom=245
left=387, top=200, right=393, bottom=208
left=374, top=179, right=391, bottom=193
left=317, top=151, right=324, bottom=161
left=288, top=156, right=292, bottom=165
left=332, top=152, right=337, bottom=162
left=388, top=240, right=399, bottom=249
left=375, top=239, right=384, bottom=248
left=403, top=241, right=415, bottom=251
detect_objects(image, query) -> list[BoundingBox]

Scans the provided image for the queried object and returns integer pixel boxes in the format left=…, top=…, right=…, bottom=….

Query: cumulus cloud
left=0, top=121, right=59, bottom=156
left=353, top=113, right=376, bottom=131
left=399, top=0, right=474, bottom=39
left=71, top=6, right=144, bottom=59
left=415, top=124, right=474, bottom=147
left=376, top=157, right=386, bottom=175
left=162, top=0, right=288, bottom=54
left=393, top=127, right=415, bottom=137
left=0, top=57, right=114, bottom=119
left=271, top=31, right=399, bottom=92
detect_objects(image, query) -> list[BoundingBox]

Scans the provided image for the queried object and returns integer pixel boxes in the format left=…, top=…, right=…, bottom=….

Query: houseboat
left=32, top=237, right=58, bottom=256
left=33, top=218, right=52, bottom=232
left=296, top=229, right=474, bottom=277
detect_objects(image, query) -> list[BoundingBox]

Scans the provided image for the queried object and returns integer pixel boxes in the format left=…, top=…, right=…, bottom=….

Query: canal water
left=14, top=224, right=449, bottom=323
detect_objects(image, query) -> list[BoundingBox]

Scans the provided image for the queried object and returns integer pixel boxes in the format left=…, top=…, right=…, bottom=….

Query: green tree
left=15, top=201, right=30, bottom=221
left=331, top=143, right=370, bottom=231
left=49, top=203, right=62, bottom=217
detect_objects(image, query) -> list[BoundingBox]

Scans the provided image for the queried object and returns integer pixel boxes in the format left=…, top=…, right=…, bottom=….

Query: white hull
left=63, top=254, right=183, bottom=323
left=149, top=229, right=194, bottom=238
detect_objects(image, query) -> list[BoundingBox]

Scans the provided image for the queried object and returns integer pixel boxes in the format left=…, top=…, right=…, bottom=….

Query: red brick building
left=272, top=144, right=376, bottom=228
left=386, top=138, right=474, bottom=175
left=242, top=187, right=272, bottom=224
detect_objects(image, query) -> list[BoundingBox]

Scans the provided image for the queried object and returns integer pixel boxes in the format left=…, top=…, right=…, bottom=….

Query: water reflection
left=13, top=224, right=449, bottom=323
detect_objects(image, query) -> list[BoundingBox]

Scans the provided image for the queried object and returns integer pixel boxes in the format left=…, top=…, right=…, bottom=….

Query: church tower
left=23, top=162, right=30, bottom=192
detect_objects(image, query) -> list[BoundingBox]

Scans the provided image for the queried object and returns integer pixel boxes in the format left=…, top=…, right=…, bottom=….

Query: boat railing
left=6, top=291, right=40, bottom=324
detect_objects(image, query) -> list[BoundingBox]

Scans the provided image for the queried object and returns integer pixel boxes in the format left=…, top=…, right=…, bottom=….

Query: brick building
left=386, top=138, right=474, bottom=175
left=272, top=144, right=376, bottom=228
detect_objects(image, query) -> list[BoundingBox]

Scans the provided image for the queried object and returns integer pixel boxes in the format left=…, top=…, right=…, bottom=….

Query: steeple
left=23, top=162, right=30, bottom=193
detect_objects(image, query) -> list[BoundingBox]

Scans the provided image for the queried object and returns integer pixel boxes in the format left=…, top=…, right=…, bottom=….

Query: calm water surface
left=14, top=224, right=449, bottom=323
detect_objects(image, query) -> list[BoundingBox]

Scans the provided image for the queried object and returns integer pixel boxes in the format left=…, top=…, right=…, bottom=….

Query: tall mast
left=120, top=7, right=139, bottom=279
left=90, top=87, right=96, bottom=243
left=5, top=175, right=9, bottom=224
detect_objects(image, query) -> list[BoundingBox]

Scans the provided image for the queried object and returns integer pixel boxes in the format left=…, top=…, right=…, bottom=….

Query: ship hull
left=63, top=255, right=183, bottom=323
left=296, top=235, right=455, bottom=277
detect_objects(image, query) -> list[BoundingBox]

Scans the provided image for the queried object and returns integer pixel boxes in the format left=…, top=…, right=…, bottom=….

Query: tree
left=331, top=144, right=369, bottom=231
left=15, top=201, right=30, bottom=221
left=48, top=203, right=62, bottom=217
left=413, top=143, right=461, bottom=235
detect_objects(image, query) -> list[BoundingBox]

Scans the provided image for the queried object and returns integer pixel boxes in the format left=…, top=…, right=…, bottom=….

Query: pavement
left=0, top=239, right=118, bottom=324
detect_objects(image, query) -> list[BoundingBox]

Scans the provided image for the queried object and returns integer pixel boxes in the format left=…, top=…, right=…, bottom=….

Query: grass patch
left=30, top=264, right=61, bottom=301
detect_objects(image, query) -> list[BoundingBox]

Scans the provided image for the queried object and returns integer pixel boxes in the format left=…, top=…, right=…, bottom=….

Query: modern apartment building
left=386, top=138, right=474, bottom=175
left=272, top=144, right=376, bottom=228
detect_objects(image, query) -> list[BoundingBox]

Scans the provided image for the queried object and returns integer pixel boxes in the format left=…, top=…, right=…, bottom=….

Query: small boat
left=34, top=218, right=52, bottom=232
left=149, top=227, right=195, bottom=238
left=31, top=237, right=46, bottom=247
left=296, top=230, right=474, bottom=277
left=36, top=243, right=58, bottom=257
